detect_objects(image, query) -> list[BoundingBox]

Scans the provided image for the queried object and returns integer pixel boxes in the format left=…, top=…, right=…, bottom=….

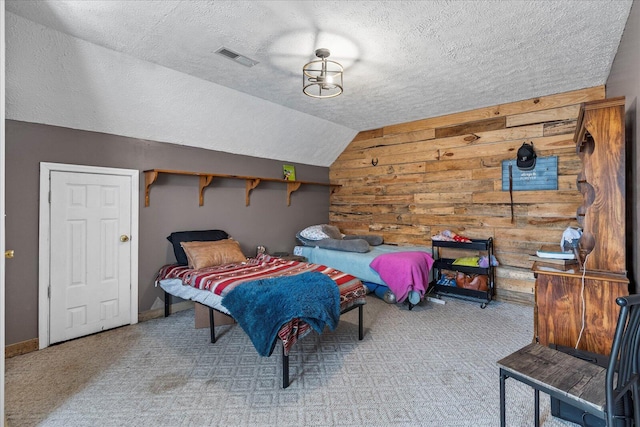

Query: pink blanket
left=369, top=251, right=434, bottom=303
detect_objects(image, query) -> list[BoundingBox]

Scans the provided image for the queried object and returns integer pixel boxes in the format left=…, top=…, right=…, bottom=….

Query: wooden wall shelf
left=143, top=169, right=338, bottom=207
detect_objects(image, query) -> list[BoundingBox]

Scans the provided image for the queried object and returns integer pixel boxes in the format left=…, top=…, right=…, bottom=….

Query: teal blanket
left=221, top=272, right=340, bottom=356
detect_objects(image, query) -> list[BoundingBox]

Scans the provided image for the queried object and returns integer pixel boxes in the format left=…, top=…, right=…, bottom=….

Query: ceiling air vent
left=215, top=47, right=259, bottom=68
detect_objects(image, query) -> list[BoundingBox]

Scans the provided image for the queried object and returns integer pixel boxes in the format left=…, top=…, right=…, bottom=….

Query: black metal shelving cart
left=430, top=238, right=495, bottom=308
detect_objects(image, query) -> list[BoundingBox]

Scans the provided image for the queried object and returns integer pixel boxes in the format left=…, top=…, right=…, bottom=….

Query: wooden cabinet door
left=535, top=271, right=629, bottom=355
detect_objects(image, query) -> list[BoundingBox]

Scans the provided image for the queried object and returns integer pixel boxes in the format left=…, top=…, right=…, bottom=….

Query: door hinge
left=48, top=191, right=51, bottom=203
left=48, top=285, right=51, bottom=298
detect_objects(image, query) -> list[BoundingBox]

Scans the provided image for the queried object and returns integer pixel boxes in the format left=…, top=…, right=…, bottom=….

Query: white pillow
left=299, top=225, right=330, bottom=241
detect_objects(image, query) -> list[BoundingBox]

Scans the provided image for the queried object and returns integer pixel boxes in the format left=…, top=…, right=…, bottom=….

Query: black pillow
left=167, top=229, right=229, bottom=265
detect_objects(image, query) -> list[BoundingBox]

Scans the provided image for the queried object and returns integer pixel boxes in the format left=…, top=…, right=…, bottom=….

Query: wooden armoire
left=533, top=97, right=629, bottom=356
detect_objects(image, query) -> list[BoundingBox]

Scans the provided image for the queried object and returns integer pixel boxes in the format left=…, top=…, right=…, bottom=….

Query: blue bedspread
left=294, top=244, right=432, bottom=285
left=221, top=271, right=340, bottom=357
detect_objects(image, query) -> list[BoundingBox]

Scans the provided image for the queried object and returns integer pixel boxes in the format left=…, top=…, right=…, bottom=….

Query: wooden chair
left=498, top=294, right=640, bottom=426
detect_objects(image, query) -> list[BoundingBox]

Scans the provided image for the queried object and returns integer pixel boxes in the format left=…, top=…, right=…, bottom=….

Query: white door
left=49, top=171, right=132, bottom=344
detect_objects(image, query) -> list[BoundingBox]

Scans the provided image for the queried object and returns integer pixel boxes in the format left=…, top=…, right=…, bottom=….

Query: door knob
left=120, top=235, right=130, bottom=242
left=5, top=250, right=14, bottom=259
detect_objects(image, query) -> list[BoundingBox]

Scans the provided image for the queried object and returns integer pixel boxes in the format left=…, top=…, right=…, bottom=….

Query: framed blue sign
left=501, top=156, right=558, bottom=191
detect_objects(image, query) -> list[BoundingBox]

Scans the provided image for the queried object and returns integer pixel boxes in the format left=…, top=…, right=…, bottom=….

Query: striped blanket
left=155, top=254, right=366, bottom=355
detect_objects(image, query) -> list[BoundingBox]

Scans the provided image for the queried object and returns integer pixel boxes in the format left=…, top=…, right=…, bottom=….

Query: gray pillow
left=344, top=234, right=384, bottom=246
left=321, top=224, right=343, bottom=240
left=296, top=232, right=370, bottom=253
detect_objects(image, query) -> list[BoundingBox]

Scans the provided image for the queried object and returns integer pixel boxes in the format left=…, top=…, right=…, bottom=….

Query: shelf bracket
left=245, top=178, right=261, bottom=206
left=199, top=175, right=214, bottom=206
left=144, top=170, right=159, bottom=207
left=286, top=182, right=302, bottom=206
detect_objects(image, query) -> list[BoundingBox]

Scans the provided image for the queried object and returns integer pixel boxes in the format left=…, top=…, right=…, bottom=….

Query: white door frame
left=38, top=162, right=139, bottom=349
left=1, top=1, right=7, bottom=421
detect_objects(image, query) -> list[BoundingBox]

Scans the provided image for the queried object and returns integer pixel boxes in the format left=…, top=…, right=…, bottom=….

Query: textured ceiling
left=4, top=0, right=634, bottom=167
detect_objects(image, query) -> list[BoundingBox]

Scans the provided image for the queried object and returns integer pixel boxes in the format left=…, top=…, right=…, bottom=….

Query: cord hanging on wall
left=508, top=163, right=514, bottom=223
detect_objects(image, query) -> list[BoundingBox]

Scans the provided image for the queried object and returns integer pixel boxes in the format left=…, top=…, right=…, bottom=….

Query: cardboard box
left=194, top=302, right=236, bottom=329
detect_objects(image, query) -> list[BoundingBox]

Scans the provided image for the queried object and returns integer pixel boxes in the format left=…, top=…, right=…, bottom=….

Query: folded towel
left=221, top=271, right=340, bottom=356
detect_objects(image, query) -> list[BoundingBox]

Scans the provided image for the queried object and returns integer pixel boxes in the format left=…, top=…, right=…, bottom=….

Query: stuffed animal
left=431, top=229, right=471, bottom=243
left=455, top=272, right=489, bottom=291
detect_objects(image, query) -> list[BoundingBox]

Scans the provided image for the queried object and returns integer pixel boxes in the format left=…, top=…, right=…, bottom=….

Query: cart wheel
left=480, top=302, right=487, bottom=309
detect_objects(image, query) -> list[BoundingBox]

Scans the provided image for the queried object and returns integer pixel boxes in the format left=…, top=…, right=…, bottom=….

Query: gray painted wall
left=607, top=1, right=639, bottom=293
left=5, top=120, right=330, bottom=345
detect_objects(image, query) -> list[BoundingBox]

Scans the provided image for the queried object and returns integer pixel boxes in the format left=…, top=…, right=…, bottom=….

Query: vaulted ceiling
left=5, top=1, right=634, bottom=166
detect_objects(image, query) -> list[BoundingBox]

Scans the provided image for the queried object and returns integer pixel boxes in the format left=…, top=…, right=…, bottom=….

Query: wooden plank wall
left=329, top=86, right=605, bottom=305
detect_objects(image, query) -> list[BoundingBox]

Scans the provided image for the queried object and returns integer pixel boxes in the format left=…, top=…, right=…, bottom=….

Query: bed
left=156, top=249, right=366, bottom=388
left=294, top=243, right=434, bottom=306
left=293, top=244, right=431, bottom=285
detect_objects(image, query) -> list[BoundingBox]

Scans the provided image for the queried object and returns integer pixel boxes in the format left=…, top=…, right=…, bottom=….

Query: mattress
left=155, top=254, right=365, bottom=311
left=293, top=244, right=432, bottom=286
left=158, top=277, right=229, bottom=314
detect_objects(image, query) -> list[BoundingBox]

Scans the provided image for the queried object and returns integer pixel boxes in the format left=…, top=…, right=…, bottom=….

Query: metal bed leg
left=164, top=291, right=171, bottom=317
left=208, top=308, right=216, bottom=343
left=358, top=305, right=364, bottom=340
left=278, top=302, right=363, bottom=388
left=499, top=368, right=506, bottom=427
left=283, top=344, right=289, bottom=389
left=534, top=388, right=540, bottom=427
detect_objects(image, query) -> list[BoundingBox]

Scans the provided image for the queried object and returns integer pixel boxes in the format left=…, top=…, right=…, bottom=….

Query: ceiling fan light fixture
left=303, top=48, right=343, bottom=99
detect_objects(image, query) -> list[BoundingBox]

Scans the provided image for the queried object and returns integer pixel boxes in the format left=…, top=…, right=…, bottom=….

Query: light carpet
left=5, top=297, right=578, bottom=426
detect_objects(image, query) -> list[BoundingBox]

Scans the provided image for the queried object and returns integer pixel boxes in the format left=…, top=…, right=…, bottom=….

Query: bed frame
left=164, top=291, right=364, bottom=388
